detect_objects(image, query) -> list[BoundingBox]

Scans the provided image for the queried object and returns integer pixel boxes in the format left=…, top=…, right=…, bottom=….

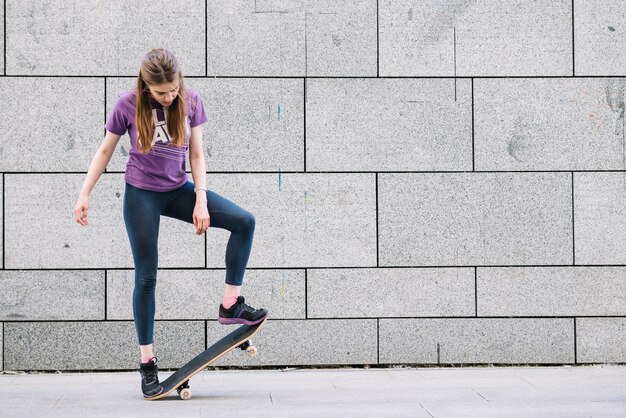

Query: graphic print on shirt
left=147, top=108, right=190, bottom=161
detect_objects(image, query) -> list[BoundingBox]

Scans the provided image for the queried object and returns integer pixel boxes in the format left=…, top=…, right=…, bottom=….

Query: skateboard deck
left=147, top=318, right=267, bottom=400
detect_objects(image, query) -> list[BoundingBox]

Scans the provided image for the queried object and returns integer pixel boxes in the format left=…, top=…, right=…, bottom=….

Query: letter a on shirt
left=151, top=108, right=172, bottom=146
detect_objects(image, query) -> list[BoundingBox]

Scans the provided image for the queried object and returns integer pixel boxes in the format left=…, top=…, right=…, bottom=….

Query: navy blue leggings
left=123, top=181, right=255, bottom=345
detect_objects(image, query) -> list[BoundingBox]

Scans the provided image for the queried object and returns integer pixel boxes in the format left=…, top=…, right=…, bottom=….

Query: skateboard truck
left=238, top=339, right=258, bottom=357
left=177, top=380, right=191, bottom=400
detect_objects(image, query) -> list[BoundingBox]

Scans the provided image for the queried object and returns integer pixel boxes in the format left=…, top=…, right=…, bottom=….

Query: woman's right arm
left=73, top=130, right=122, bottom=226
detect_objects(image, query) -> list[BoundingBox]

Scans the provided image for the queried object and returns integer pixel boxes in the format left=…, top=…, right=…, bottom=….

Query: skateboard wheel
left=178, top=387, right=192, bottom=400
left=245, top=345, right=258, bottom=357
left=239, top=340, right=250, bottom=351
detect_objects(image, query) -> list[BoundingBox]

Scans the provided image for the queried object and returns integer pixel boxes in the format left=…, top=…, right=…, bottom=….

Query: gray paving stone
left=422, top=401, right=626, bottom=418
left=574, top=172, right=626, bottom=264
left=207, top=0, right=377, bottom=76
left=379, top=318, right=575, bottom=364
left=475, top=78, right=626, bottom=171
left=306, top=78, right=472, bottom=171
left=472, top=376, right=626, bottom=403
left=3, top=321, right=205, bottom=370
left=0, top=78, right=104, bottom=171
left=379, top=0, right=572, bottom=76
left=575, top=0, right=626, bottom=76
left=105, top=77, right=304, bottom=172
left=0, top=270, right=104, bottom=321
left=4, top=174, right=204, bottom=268
left=577, top=318, right=626, bottom=364
left=308, top=268, right=475, bottom=318
left=205, top=174, right=377, bottom=268
left=194, top=78, right=304, bottom=171
left=0, top=323, right=3, bottom=371
left=207, top=319, right=378, bottom=366
left=477, top=267, right=626, bottom=316
left=107, top=269, right=305, bottom=320
left=6, top=0, right=205, bottom=76
left=1, top=367, right=625, bottom=417
left=379, top=173, right=573, bottom=266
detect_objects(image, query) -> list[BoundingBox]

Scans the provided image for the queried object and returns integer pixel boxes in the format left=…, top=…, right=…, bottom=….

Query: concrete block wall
left=1, top=0, right=625, bottom=371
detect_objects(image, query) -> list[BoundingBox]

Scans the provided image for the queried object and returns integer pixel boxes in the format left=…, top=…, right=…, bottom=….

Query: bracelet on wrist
left=194, top=187, right=206, bottom=193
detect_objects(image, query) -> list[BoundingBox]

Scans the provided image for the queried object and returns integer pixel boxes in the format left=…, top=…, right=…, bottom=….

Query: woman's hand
left=193, top=201, right=210, bottom=235
left=73, top=194, right=89, bottom=226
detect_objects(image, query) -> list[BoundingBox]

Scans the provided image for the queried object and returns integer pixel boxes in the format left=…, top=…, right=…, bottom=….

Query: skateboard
left=147, top=318, right=268, bottom=400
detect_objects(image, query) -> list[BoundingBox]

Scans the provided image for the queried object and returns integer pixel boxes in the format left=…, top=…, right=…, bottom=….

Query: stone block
left=105, top=77, right=304, bottom=172
left=6, top=0, right=205, bottom=76
left=379, top=0, right=572, bottom=76
left=575, top=0, right=626, bottom=75
left=0, top=179, right=2, bottom=269
left=308, top=268, right=475, bottom=318
left=379, top=173, right=573, bottom=266
left=475, top=78, right=626, bottom=171
left=380, top=318, right=575, bottom=364
left=205, top=174, right=377, bottom=268
left=575, top=172, right=626, bottom=264
left=206, top=319, right=378, bottom=366
left=0, top=78, right=103, bottom=171
left=0, top=1, right=4, bottom=75
left=307, top=79, right=472, bottom=171
left=207, top=0, right=377, bottom=76
left=0, top=270, right=104, bottom=320
left=3, top=321, right=205, bottom=370
left=107, top=269, right=305, bottom=320
left=477, top=267, right=626, bottom=316
left=4, top=174, right=204, bottom=268
left=577, top=318, right=626, bottom=363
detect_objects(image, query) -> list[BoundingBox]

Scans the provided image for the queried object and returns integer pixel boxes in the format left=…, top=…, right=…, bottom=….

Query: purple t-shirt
left=105, top=88, right=208, bottom=192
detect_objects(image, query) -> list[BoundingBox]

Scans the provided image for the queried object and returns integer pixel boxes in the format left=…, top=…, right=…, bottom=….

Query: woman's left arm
left=189, top=125, right=210, bottom=234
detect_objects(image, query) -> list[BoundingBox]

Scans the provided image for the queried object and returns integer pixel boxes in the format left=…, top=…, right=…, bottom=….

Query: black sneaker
left=139, top=357, right=163, bottom=398
left=218, top=296, right=268, bottom=325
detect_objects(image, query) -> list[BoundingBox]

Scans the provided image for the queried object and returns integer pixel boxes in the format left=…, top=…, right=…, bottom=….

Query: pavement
left=0, top=365, right=625, bottom=417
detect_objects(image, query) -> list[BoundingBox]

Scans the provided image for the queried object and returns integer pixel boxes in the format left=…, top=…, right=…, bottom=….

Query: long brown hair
left=135, top=48, right=187, bottom=154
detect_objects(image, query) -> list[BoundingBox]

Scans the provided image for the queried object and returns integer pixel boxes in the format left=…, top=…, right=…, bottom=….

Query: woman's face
left=147, top=80, right=180, bottom=107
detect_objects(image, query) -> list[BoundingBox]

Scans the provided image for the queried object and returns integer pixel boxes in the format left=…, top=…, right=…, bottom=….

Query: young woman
left=73, top=48, right=268, bottom=398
